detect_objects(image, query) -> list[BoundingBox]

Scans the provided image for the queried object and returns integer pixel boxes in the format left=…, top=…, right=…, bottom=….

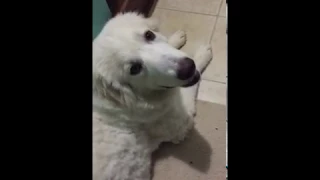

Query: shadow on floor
left=151, top=128, right=213, bottom=177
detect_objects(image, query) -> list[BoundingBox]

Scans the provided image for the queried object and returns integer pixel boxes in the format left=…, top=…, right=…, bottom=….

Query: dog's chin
left=181, top=70, right=200, bottom=87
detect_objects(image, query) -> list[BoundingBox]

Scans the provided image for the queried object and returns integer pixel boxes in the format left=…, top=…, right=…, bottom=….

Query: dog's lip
left=160, top=85, right=175, bottom=89
left=160, top=71, right=200, bottom=88
left=181, top=71, right=200, bottom=87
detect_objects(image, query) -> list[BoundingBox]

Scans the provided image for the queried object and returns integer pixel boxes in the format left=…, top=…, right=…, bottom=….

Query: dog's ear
left=146, top=17, right=159, bottom=32
left=93, top=73, right=136, bottom=108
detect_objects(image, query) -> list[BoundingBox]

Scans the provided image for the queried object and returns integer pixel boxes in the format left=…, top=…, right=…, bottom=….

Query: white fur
left=93, top=12, right=213, bottom=180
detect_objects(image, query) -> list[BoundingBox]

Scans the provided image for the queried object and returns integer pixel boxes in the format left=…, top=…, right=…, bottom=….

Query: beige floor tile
left=197, top=80, right=226, bottom=105
left=202, top=17, right=227, bottom=83
left=157, top=0, right=222, bottom=15
left=152, top=100, right=226, bottom=180
left=219, top=0, right=226, bottom=17
left=152, top=8, right=216, bottom=59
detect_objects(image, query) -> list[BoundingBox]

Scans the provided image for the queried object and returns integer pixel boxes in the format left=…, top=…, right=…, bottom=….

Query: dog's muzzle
left=177, top=57, right=196, bottom=80
left=160, top=57, right=200, bottom=89
left=177, top=57, right=200, bottom=87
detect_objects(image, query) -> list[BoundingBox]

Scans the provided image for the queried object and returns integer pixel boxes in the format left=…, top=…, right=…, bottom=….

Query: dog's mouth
left=160, top=71, right=201, bottom=89
left=181, top=70, right=200, bottom=87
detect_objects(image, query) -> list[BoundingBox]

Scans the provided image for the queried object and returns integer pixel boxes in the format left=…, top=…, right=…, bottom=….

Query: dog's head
left=93, top=13, right=199, bottom=100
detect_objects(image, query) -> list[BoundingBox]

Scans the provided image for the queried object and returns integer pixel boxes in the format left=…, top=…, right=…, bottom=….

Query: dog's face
left=93, top=13, right=199, bottom=93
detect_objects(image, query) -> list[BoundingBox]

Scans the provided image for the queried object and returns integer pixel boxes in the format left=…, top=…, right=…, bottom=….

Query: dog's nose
left=177, top=57, right=196, bottom=80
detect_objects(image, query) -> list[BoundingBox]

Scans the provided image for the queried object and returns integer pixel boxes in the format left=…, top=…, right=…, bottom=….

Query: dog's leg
left=194, top=45, right=213, bottom=74
left=94, top=140, right=153, bottom=180
left=170, top=115, right=195, bottom=144
left=180, top=45, right=213, bottom=117
left=93, top=116, right=154, bottom=180
left=97, top=153, right=152, bottom=180
left=169, top=45, right=212, bottom=144
left=168, top=30, right=187, bottom=49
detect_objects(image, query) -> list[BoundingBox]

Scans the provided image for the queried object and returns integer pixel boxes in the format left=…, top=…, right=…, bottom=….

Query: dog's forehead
left=103, top=23, right=148, bottom=42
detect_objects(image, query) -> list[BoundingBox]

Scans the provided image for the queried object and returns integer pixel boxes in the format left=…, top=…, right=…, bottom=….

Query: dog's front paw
left=184, top=99, right=197, bottom=117
left=194, top=45, right=213, bottom=73
left=188, top=105, right=197, bottom=117
left=168, top=30, right=187, bottom=49
left=171, top=118, right=195, bottom=144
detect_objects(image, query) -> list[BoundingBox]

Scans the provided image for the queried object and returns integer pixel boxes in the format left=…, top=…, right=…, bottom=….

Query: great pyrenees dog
left=93, top=12, right=213, bottom=180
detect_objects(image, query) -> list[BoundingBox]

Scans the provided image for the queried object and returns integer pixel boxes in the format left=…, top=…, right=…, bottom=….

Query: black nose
left=177, top=57, right=196, bottom=80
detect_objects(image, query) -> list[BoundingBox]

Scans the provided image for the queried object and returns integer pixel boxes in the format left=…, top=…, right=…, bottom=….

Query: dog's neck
left=132, top=86, right=176, bottom=102
left=92, top=75, right=179, bottom=124
left=93, top=73, right=175, bottom=106
left=93, top=85, right=177, bottom=110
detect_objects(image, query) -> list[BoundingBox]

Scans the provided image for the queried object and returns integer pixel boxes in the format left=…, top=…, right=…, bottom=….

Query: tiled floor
left=151, top=1, right=227, bottom=179
left=152, top=0, right=227, bottom=105
left=152, top=101, right=227, bottom=180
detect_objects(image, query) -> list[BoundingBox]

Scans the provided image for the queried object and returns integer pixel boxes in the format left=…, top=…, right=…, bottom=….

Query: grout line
left=209, top=17, right=218, bottom=43
left=201, top=79, right=227, bottom=84
left=217, top=0, right=225, bottom=17
left=156, top=7, right=219, bottom=16
left=155, top=7, right=226, bottom=18
left=209, top=0, right=225, bottom=41
left=196, top=97, right=226, bottom=106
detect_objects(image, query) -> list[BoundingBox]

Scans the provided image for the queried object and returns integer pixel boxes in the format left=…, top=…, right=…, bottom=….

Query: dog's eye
left=144, top=30, right=155, bottom=41
left=130, top=63, right=143, bottom=75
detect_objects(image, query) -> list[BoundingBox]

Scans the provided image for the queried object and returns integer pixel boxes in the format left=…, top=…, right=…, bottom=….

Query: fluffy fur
left=93, top=12, right=213, bottom=180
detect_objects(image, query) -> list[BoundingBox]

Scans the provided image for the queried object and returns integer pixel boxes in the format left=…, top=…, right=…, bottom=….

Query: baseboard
left=106, top=0, right=158, bottom=17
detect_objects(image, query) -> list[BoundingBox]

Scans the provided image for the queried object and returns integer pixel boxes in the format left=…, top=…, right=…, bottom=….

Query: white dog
left=93, top=12, right=213, bottom=180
